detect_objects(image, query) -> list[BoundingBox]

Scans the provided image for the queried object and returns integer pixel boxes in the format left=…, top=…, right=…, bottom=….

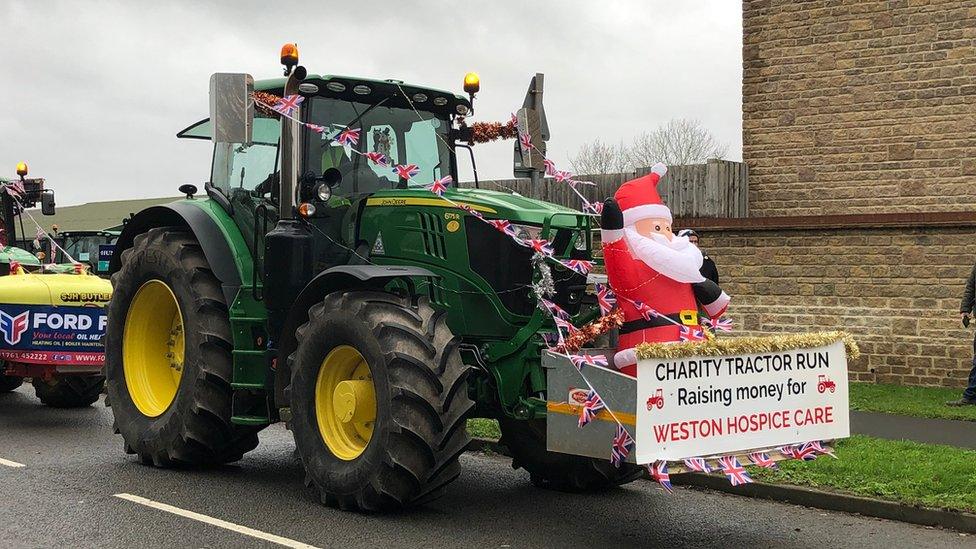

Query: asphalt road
left=0, top=385, right=971, bottom=549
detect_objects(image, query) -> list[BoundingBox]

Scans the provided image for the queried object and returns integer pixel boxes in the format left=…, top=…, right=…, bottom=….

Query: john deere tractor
left=105, top=45, right=639, bottom=511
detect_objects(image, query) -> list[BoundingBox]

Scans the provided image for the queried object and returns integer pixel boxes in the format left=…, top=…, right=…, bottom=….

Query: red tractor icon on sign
left=646, top=388, right=664, bottom=411
left=817, top=375, right=836, bottom=394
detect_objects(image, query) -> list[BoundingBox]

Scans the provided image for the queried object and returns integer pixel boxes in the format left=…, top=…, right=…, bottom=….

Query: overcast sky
left=0, top=0, right=742, bottom=206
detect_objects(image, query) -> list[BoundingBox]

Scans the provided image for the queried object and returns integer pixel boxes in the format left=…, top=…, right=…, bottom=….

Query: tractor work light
left=353, top=85, right=371, bottom=95
left=280, top=43, right=299, bottom=72
left=463, top=72, right=480, bottom=95
left=15, top=161, right=28, bottom=176
left=433, top=97, right=448, bottom=106
left=326, top=81, right=346, bottom=93
left=315, top=182, right=332, bottom=202
left=412, top=93, right=428, bottom=103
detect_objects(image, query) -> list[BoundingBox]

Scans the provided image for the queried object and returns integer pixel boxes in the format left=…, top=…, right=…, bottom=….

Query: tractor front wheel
left=32, top=375, right=104, bottom=407
left=499, top=417, right=643, bottom=492
left=104, top=227, right=260, bottom=467
left=289, top=291, right=473, bottom=512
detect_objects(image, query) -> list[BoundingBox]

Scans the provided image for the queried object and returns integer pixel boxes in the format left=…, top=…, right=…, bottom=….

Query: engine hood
left=366, top=187, right=588, bottom=227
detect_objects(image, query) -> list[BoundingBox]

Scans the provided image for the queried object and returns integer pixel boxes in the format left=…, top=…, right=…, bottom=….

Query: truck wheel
left=289, top=291, right=473, bottom=512
left=32, top=375, right=104, bottom=407
left=499, top=417, right=643, bottom=492
left=0, top=374, right=23, bottom=393
left=104, top=227, right=260, bottom=466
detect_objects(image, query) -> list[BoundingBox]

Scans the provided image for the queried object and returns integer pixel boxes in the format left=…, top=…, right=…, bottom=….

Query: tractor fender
left=274, top=264, right=439, bottom=407
left=109, top=203, right=243, bottom=306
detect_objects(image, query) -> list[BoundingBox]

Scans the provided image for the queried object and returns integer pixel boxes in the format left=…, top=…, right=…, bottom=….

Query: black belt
left=620, top=314, right=686, bottom=335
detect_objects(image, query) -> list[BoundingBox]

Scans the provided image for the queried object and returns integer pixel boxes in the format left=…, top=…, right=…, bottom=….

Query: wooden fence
left=462, top=159, right=748, bottom=218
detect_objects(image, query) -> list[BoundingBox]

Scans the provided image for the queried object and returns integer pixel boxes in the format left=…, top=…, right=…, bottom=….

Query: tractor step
left=231, top=415, right=270, bottom=426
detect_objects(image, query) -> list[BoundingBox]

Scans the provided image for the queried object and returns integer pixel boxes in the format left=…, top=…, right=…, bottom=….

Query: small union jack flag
left=427, top=176, right=452, bottom=197
left=272, top=94, right=304, bottom=117
left=596, top=284, right=617, bottom=316
left=569, top=354, right=608, bottom=371
left=333, top=127, right=361, bottom=147
left=458, top=203, right=484, bottom=220
left=394, top=164, right=420, bottom=181
left=554, top=316, right=578, bottom=336
left=488, top=219, right=518, bottom=238
left=748, top=451, right=778, bottom=469
left=518, top=132, right=532, bottom=152
left=577, top=389, right=605, bottom=428
left=5, top=180, right=25, bottom=197
left=554, top=170, right=573, bottom=183
left=792, top=442, right=823, bottom=461
left=679, top=325, right=707, bottom=342
left=526, top=238, right=554, bottom=256
left=683, top=457, right=711, bottom=473
left=543, top=158, right=557, bottom=176
left=540, top=298, right=570, bottom=320
left=704, top=317, right=733, bottom=332
left=306, top=123, right=326, bottom=133
left=8, top=260, right=19, bottom=275
left=541, top=332, right=561, bottom=348
left=509, top=112, right=518, bottom=127
left=777, top=445, right=800, bottom=460
left=648, top=461, right=674, bottom=494
left=364, top=151, right=388, bottom=166
left=582, top=198, right=603, bottom=215
left=632, top=300, right=660, bottom=321
left=718, top=456, right=752, bottom=486
left=804, top=440, right=837, bottom=459
left=610, top=424, right=634, bottom=468
left=562, top=259, right=593, bottom=275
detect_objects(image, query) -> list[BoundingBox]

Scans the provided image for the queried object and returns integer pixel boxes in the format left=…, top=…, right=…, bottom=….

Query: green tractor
left=105, top=45, right=639, bottom=511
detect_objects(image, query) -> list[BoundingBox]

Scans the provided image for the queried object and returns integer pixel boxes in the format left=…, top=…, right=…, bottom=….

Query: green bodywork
left=0, top=246, right=41, bottom=266
left=161, top=74, right=597, bottom=426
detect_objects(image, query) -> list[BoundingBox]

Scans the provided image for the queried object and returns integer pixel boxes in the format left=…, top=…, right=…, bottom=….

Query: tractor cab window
left=304, top=97, right=451, bottom=197
left=211, top=115, right=281, bottom=198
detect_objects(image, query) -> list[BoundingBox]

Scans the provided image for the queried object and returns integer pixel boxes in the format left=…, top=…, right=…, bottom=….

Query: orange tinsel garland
left=551, top=308, right=624, bottom=354
left=470, top=120, right=518, bottom=143
left=253, top=91, right=283, bottom=117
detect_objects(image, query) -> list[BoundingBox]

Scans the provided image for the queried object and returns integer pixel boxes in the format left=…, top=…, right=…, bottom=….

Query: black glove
left=601, top=198, right=623, bottom=230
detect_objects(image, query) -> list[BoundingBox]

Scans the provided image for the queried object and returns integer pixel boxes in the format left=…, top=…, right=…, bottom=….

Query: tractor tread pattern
left=32, top=375, right=104, bottom=407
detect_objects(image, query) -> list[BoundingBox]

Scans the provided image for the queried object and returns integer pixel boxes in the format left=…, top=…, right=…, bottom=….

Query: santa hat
left=614, top=162, right=670, bottom=226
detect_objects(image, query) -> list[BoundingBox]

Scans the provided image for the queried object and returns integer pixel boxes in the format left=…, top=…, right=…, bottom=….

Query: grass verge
left=750, top=435, right=976, bottom=513
left=467, top=418, right=501, bottom=440
left=850, top=382, right=976, bottom=421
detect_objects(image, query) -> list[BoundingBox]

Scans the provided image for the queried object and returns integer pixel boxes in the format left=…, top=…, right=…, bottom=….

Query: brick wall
left=743, top=0, right=976, bottom=216
left=701, top=224, right=976, bottom=387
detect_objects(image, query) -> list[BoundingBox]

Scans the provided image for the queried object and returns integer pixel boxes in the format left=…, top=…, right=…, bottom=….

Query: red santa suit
left=603, top=163, right=730, bottom=376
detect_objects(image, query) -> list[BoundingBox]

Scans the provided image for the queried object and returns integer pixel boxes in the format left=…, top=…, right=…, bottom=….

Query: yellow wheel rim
left=315, top=345, right=376, bottom=460
left=122, top=280, right=185, bottom=417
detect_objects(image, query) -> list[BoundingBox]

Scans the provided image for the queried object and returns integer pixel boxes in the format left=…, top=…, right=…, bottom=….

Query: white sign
left=635, top=341, right=850, bottom=463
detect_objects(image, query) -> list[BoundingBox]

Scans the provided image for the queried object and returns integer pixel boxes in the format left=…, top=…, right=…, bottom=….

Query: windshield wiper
left=342, top=97, right=390, bottom=130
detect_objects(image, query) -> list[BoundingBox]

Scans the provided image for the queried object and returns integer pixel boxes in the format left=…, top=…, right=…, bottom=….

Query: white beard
left=624, top=228, right=705, bottom=283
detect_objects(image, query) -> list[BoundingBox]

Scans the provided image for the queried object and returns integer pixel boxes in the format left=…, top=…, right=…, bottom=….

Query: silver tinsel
left=532, top=252, right=556, bottom=310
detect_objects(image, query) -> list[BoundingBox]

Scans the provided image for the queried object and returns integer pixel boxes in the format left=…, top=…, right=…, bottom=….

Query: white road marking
left=0, top=457, right=25, bottom=468
left=114, top=493, right=320, bottom=549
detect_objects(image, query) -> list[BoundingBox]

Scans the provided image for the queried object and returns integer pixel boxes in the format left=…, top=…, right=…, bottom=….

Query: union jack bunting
left=8, top=260, right=19, bottom=275
left=596, top=283, right=617, bottom=316
left=272, top=94, right=304, bottom=117
left=518, top=132, right=532, bottom=152
left=458, top=203, right=484, bottom=220
left=562, top=259, right=593, bottom=275
left=488, top=219, right=518, bottom=238
left=804, top=440, right=837, bottom=458
left=718, top=455, right=752, bottom=486
left=540, top=298, right=570, bottom=320
left=704, top=317, right=733, bottom=332
left=748, top=451, right=778, bottom=469
left=610, top=424, right=634, bottom=468
left=632, top=300, right=660, bottom=321
left=364, top=151, right=388, bottom=166
left=306, top=123, right=326, bottom=133
left=333, top=127, right=361, bottom=147
left=393, top=164, right=420, bottom=181
left=582, top=198, right=603, bottom=215
left=5, top=180, right=25, bottom=197
left=35, top=226, right=46, bottom=241
left=569, top=353, right=608, bottom=371
left=526, top=238, right=554, bottom=256
left=554, top=316, right=578, bottom=335
left=679, top=325, right=707, bottom=342
left=554, top=170, right=573, bottom=183
left=543, top=158, right=557, bottom=176
left=427, top=176, right=452, bottom=197
left=509, top=112, right=518, bottom=127
left=793, top=441, right=826, bottom=461
left=648, top=461, right=674, bottom=494
left=683, top=457, right=711, bottom=473
left=577, top=389, right=605, bottom=428
left=777, top=445, right=799, bottom=460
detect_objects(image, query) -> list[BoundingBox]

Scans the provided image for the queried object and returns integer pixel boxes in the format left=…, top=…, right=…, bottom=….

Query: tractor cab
left=0, top=162, right=56, bottom=271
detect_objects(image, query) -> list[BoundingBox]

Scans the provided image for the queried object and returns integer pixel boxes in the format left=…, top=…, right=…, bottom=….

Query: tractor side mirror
left=41, top=190, right=55, bottom=215
left=323, top=167, right=342, bottom=188
left=209, top=73, right=254, bottom=144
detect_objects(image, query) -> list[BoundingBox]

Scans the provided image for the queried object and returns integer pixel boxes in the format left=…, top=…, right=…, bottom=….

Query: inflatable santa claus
left=602, top=163, right=730, bottom=377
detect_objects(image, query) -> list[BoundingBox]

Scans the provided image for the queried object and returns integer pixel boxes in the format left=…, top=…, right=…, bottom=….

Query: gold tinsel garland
left=470, top=120, right=518, bottom=143
left=551, top=308, right=624, bottom=354
left=634, top=330, right=860, bottom=361
left=253, top=91, right=283, bottom=118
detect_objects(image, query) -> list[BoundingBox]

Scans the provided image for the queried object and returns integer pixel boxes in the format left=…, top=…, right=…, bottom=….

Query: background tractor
left=105, top=45, right=640, bottom=511
left=0, top=163, right=112, bottom=406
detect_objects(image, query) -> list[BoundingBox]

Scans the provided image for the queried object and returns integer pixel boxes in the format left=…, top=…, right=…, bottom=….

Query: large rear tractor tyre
left=0, top=374, right=23, bottom=393
left=32, top=375, right=104, bottom=407
left=289, top=291, right=473, bottom=512
left=104, top=227, right=260, bottom=467
left=499, top=417, right=643, bottom=492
